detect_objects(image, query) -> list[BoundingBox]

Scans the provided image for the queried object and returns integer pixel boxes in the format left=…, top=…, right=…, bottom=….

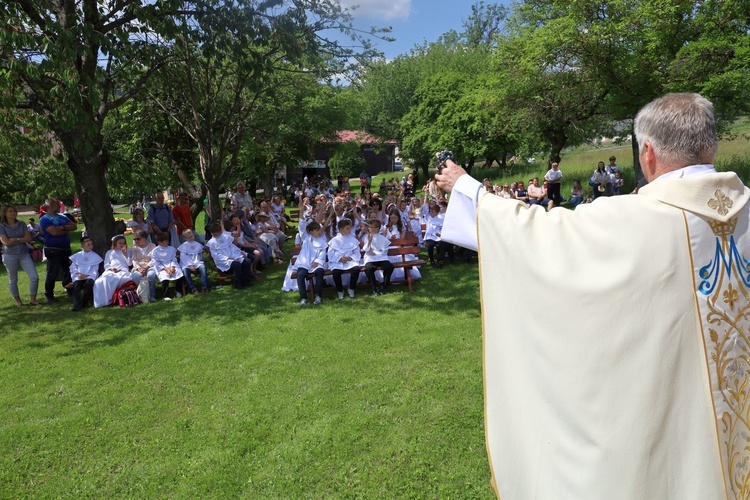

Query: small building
left=299, top=130, right=397, bottom=181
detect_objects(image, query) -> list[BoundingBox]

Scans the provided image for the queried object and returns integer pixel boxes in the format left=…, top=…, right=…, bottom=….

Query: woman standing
left=591, top=161, right=611, bottom=198
left=0, top=205, right=40, bottom=306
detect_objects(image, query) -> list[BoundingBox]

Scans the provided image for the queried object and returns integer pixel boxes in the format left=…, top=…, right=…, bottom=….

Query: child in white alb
left=177, top=229, right=209, bottom=294
left=69, top=236, right=103, bottom=311
left=150, top=232, right=184, bottom=300
left=423, top=204, right=444, bottom=267
left=205, top=222, right=253, bottom=289
left=327, top=219, right=361, bottom=300
left=362, top=219, right=393, bottom=296
left=94, top=234, right=134, bottom=307
left=296, top=221, right=328, bottom=307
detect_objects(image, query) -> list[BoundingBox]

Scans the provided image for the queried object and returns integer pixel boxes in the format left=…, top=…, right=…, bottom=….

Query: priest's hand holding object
left=435, top=158, right=467, bottom=194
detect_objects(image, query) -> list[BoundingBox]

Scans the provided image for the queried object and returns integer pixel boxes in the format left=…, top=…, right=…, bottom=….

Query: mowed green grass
left=0, top=231, right=491, bottom=497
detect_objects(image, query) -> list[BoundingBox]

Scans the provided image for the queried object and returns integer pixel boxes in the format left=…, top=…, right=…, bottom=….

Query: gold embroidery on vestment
left=700, top=215, right=750, bottom=498
left=708, top=189, right=734, bottom=216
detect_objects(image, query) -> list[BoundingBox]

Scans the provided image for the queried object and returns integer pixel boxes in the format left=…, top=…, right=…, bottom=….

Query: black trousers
left=425, top=240, right=453, bottom=264
left=72, top=278, right=94, bottom=309
left=332, top=268, right=360, bottom=292
left=297, top=267, right=325, bottom=299
left=229, top=259, right=252, bottom=288
left=43, top=246, right=72, bottom=297
left=548, top=182, right=562, bottom=205
left=364, top=260, right=394, bottom=290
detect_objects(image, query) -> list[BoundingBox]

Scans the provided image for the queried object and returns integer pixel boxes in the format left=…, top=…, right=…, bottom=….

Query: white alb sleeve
left=441, top=175, right=485, bottom=252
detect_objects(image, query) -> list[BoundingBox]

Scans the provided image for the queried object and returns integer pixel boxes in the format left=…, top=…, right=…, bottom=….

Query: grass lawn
left=0, top=231, right=492, bottom=497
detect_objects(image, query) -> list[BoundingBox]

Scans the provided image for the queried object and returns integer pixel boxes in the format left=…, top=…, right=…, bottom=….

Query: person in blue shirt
left=39, top=197, right=77, bottom=303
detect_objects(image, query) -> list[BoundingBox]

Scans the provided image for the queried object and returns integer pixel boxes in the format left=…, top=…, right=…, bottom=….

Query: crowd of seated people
left=481, top=157, right=626, bottom=209
left=280, top=174, right=475, bottom=304
left=55, top=187, right=304, bottom=310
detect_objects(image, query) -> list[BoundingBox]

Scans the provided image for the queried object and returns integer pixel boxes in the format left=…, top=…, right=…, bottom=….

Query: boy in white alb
left=177, top=229, right=209, bottom=294
left=423, top=204, right=445, bottom=267
left=362, top=219, right=393, bottom=296
left=205, top=221, right=253, bottom=289
left=327, top=219, right=361, bottom=300
left=69, top=236, right=103, bottom=311
left=296, top=221, right=328, bottom=307
left=150, top=232, right=185, bottom=300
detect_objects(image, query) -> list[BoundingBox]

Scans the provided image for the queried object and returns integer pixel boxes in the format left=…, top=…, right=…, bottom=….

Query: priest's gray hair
left=634, top=93, right=718, bottom=168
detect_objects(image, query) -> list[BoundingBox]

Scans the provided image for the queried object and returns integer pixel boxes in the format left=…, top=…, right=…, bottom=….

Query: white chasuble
left=475, top=171, right=750, bottom=499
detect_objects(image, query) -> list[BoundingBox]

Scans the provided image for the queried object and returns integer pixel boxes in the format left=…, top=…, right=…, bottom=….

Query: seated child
left=69, top=236, right=103, bottom=311
left=612, top=171, right=624, bottom=195
left=205, top=221, right=253, bottom=289
left=27, top=217, right=44, bottom=244
left=327, top=219, right=361, bottom=300
left=362, top=219, right=394, bottom=296
left=225, top=215, right=262, bottom=276
left=94, top=234, right=134, bottom=307
left=296, top=221, right=328, bottom=307
left=569, top=180, right=584, bottom=207
left=150, top=232, right=185, bottom=300
left=177, top=229, right=209, bottom=294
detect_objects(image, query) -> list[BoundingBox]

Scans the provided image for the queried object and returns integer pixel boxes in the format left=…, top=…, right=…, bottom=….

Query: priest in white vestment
left=437, top=93, right=750, bottom=499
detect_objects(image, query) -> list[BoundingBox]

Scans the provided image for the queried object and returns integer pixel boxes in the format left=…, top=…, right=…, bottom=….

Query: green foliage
left=328, top=141, right=366, bottom=179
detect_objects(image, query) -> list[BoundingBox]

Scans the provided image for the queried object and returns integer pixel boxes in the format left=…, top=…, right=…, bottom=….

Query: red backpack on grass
left=112, top=281, right=142, bottom=307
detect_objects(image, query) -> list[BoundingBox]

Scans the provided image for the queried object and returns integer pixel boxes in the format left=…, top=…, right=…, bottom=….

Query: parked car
left=394, top=161, right=404, bottom=171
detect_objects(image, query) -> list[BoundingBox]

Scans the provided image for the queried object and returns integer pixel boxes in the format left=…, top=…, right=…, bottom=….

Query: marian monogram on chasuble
left=696, top=188, right=750, bottom=498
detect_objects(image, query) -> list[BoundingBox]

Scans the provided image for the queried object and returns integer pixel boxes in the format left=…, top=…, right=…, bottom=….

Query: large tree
left=0, top=0, right=383, bottom=254
left=143, top=1, right=381, bottom=224
left=0, top=0, right=184, bottom=254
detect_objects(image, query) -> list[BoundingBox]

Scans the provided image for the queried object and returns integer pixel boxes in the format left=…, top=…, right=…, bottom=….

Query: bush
left=328, top=142, right=366, bottom=179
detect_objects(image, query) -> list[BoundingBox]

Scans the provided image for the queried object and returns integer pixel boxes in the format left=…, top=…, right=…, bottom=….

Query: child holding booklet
left=69, top=236, right=103, bottom=311
left=150, top=232, right=184, bottom=300
left=177, top=229, right=209, bottom=294
left=327, top=219, right=361, bottom=300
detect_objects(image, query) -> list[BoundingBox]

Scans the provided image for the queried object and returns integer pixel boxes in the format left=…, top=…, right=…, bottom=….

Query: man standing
left=437, top=93, right=748, bottom=498
left=172, top=192, right=204, bottom=243
left=39, top=197, right=77, bottom=303
left=544, top=162, right=563, bottom=207
left=147, top=192, right=174, bottom=244
left=359, top=170, right=368, bottom=195
left=231, top=182, right=253, bottom=214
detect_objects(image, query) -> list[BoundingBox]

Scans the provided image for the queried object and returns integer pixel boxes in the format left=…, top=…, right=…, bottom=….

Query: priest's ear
left=639, top=140, right=659, bottom=182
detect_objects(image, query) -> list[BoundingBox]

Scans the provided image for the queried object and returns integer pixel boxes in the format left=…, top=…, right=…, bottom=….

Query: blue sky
left=337, top=0, right=512, bottom=59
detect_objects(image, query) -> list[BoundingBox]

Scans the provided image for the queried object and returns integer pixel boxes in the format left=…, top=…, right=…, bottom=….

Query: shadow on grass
left=1, top=243, right=482, bottom=357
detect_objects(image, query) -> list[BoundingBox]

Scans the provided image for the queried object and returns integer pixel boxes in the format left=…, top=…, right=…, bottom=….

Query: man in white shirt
left=544, top=162, right=563, bottom=206
left=436, top=93, right=750, bottom=499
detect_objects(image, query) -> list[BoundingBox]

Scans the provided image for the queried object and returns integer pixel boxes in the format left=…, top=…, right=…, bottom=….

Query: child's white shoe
left=337, top=292, right=344, bottom=300
left=313, top=295, right=322, bottom=305
left=299, top=298, right=308, bottom=308
left=347, top=289, right=355, bottom=298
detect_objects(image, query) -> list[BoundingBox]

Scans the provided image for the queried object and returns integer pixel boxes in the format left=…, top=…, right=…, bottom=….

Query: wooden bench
left=290, top=234, right=426, bottom=296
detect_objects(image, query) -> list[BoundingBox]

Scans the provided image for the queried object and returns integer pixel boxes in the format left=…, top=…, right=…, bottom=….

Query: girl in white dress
left=93, top=235, right=133, bottom=307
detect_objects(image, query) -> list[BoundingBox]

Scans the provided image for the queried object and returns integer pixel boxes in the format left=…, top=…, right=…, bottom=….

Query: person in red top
left=172, top=192, right=204, bottom=243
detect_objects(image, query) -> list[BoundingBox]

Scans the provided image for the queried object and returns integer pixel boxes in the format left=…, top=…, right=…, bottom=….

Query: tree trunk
left=205, top=183, right=224, bottom=230
left=465, top=158, right=475, bottom=175
left=414, top=163, right=432, bottom=182
left=631, top=132, right=644, bottom=188
left=68, top=153, right=115, bottom=257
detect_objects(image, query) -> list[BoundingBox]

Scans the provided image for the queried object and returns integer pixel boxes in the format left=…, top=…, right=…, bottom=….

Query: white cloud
left=338, top=0, right=412, bottom=21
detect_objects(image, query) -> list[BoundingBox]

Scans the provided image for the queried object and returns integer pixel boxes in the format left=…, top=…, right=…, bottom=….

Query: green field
left=0, top=229, right=492, bottom=497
